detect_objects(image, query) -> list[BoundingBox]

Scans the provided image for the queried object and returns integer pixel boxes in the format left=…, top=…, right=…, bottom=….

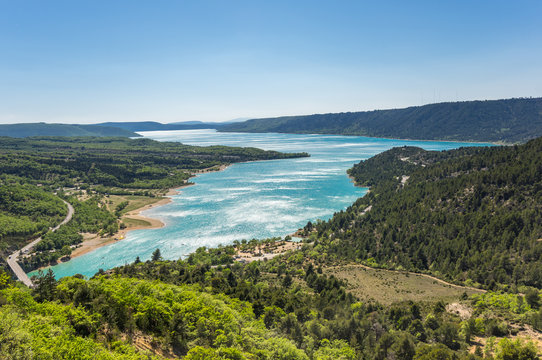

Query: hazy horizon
left=1, top=97, right=540, bottom=126
left=1, top=1, right=541, bottom=124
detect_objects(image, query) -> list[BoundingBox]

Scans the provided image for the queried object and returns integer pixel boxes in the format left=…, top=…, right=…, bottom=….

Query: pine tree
left=152, top=248, right=162, bottom=261
left=33, top=269, right=57, bottom=302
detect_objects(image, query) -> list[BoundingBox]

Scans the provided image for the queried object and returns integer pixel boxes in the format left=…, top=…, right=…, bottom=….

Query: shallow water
left=35, top=130, right=490, bottom=279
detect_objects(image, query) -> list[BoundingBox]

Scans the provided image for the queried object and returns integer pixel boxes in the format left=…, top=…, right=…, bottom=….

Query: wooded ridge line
left=220, top=97, right=542, bottom=143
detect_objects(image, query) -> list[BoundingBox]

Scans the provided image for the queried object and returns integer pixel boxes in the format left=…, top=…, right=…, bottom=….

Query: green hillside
left=315, top=139, right=542, bottom=289
left=0, top=136, right=307, bottom=190
left=1, top=136, right=542, bottom=358
left=221, top=97, right=542, bottom=143
left=1, top=238, right=538, bottom=359
left=0, top=123, right=139, bottom=137
left=0, top=184, right=68, bottom=250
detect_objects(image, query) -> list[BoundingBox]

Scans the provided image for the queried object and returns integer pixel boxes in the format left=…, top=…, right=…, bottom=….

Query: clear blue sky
left=1, top=0, right=541, bottom=124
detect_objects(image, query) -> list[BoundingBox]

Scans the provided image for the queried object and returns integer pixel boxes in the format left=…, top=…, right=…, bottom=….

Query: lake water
left=35, top=130, right=491, bottom=279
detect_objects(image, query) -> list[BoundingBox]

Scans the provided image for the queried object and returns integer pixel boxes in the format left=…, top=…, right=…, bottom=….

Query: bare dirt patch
left=234, top=240, right=302, bottom=263
left=446, top=302, right=473, bottom=320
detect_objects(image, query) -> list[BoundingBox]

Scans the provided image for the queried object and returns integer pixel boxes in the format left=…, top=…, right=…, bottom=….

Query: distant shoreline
left=217, top=129, right=503, bottom=146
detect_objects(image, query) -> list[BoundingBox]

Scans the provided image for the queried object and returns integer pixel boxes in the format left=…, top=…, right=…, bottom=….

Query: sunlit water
left=34, top=130, right=491, bottom=279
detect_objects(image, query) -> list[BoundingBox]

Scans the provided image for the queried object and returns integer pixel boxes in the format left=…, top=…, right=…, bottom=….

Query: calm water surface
left=36, top=130, right=490, bottom=278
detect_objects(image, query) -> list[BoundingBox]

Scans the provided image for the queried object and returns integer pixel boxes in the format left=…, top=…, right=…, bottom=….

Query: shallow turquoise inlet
left=34, top=130, right=491, bottom=279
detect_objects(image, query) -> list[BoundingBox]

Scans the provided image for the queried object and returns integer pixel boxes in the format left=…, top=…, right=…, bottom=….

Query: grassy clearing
left=122, top=217, right=152, bottom=228
left=325, top=264, right=484, bottom=305
left=106, top=195, right=165, bottom=214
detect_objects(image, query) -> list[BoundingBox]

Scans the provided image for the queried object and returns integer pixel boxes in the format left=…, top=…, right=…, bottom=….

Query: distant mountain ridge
left=0, top=123, right=138, bottom=138
left=220, top=97, right=542, bottom=143
left=98, top=121, right=227, bottom=132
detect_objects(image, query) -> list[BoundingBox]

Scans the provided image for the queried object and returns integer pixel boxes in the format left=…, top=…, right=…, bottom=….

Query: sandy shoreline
left=69, top=196, right=172, bottom=259
left=67, top=164, right=230, bottom=261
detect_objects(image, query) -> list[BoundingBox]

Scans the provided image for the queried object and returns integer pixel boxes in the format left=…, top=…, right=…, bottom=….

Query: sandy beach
left=69, top=196, right=171, bottom=259
left=67, top=165, right=230, bottom=261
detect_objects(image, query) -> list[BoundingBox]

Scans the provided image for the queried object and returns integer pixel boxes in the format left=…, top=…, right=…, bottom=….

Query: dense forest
left=315, top=138, right=542, bottom=289
left=0, top=137, right=307, bottom=190
left=0, top=123, right=139, bottom=137
left=0, top=239, right=539, bottom=359
left=221, top=97, right=542, bottom=143
left=0, top=183, right=67, bottom=252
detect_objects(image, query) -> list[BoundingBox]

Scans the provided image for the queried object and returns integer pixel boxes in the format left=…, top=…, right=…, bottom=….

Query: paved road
left=6, top=199, right=74, bottom=287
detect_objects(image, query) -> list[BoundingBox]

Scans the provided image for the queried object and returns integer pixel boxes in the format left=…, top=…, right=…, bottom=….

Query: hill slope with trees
left=1, top=237, right=539, bottom=359
left=0, top=184, right=68, bottom=252
left=221, top=97, right=542, bottom=143
left=0, top=136, right=307, bottom=190
left=0, top=123, right=139, bottom=137
left=314, top=138, right=542, bottom=289
left=1, top=137, right=542, bottom=358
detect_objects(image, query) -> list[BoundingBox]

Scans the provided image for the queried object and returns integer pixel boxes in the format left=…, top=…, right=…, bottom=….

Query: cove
left=35, top=130, right=491, bottom=279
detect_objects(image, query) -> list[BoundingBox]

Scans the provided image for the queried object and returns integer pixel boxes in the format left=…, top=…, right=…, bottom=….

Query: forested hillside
left=315, top=138, right=542, bottom=289
left=221, top=97, right=542, bottom=143
left=0, top=136, right=307, bottom=190
left=1, top=238, right=539, bottom=359
left=0, top=123, right=139, bottom=137
left=17, top=195, right=120, bottom=272
left=0, top=184, right=67, bottom=252
left=2, top=134, right=542, bottom=359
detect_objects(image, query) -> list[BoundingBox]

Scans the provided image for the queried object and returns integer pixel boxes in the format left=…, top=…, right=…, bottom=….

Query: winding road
left=6, top=199, right=74, bottom=287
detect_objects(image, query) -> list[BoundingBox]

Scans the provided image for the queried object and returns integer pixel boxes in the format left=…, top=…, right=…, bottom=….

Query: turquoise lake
left=36, top=130, right=491, bottom=279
